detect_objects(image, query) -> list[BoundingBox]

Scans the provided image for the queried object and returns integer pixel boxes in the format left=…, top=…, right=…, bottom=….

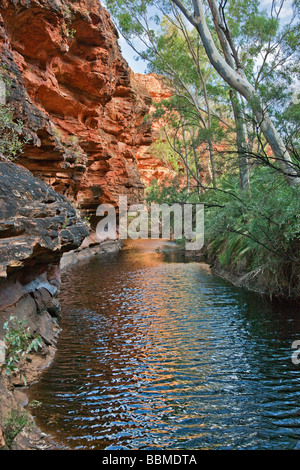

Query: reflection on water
left=28, top=240, right=300, bottom=450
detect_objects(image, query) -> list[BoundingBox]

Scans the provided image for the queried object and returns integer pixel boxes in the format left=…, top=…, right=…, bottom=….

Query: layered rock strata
left=0, top=0, right=152, bottom=213
left=0, top=160, right=89, bottom=376
left=0, top=161, right=89, bottom=449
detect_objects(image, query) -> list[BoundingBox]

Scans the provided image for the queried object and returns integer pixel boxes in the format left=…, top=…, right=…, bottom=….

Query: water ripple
left=28, top=240, right=300, bottom=450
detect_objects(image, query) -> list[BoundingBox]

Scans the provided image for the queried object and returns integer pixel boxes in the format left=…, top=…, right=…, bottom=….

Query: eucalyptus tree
left=152, top=93, right=224, bottom=193
left=224, top=0, right=299, bottom=169
left=106, top=0, right=235, bottom=189
left=146, top=17, right=232, bottom=189
left=170, top=0, right=300, bottom=186
left=106, top=0, right=299, bottom=189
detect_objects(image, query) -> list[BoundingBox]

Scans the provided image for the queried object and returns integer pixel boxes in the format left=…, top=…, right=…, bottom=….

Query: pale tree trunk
left=208, top=0, right=250, bottom=191
left=182, top=125, right=190, bottom=193
left=171, top=0, right=300, bottom=187
left=177, top=12, right=217, bottom=189
left=192, top=129, right=202, bottom=196
left=208, top=138, right=217, bottom=189
left=229, top=90, right=251, bottom=191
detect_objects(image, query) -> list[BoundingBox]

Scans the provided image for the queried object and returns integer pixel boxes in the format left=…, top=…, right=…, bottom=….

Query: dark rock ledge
left=0, top=160, right=90, bottom=450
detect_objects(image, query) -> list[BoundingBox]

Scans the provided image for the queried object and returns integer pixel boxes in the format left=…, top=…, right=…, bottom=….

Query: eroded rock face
left=0, top=0, right=152, bottom=212
left=0, top=161, right=89, bottom=279
left=0, top=161, right=89, bottom=389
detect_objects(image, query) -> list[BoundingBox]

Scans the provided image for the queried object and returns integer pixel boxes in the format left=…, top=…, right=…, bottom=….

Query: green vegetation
left=0, top=103, right=25, bottom=161
left=1, top=407, right=33, bottom=450
left=203, top=171, right=300, bottom=298
left=66, top=27, right=76, bottom=39
left=146, top=170, right=300, bottom=298
left=0, top=68, right=28, bottom=161
left=2, top=316, right=43, bottom=385
left=106, top=0, right=299, bottom=299
left=64, top=3, right=76, bottom=39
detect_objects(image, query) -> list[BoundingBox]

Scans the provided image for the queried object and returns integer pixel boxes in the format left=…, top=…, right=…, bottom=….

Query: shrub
left=202, top=170, right=300, bottom=298
left=2, top=316, right=43, bottom=385
left=145, top=169, right=300, bottom=299
left=2, top=407, right=33, bottom=450
left=0, top=104, right=24, bottom=160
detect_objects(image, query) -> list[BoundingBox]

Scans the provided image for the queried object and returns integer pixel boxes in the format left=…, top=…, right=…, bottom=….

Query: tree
left=107, top=0, right=299, bottom=189
left=224, top=0, right=300, bottom=180
left=171, top=0, right=300, bottom=187
left=147, top=17, right=225, bottom=188
left=107, top=0, right=247, bottom=189
left=206, top=0, right=251, bottom=191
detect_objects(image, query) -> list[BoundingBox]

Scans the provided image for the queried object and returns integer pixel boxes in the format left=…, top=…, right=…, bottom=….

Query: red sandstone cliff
left=134, top=73, right=178, bottom=186
left=0, top=0, right=152, bottom=213
left=134, top=73, right=220, bottom=189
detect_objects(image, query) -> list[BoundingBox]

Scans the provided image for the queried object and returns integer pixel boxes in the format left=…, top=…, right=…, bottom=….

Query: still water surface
left=28, top=240, right=300, bottom=450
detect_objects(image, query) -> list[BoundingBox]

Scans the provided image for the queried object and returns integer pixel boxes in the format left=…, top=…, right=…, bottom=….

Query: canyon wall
left=134, top=73, right=178, bottom=186
left=0, top=160, right=90, bottom=449
left=0, top=160, right=89, bottom=371
left=0, top=0, right=153, bottom=214
left=0, top=1, right=157, bottom=361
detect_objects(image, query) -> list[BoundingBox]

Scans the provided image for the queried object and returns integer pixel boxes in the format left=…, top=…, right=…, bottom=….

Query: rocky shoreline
left=0, top=234, right=122, bottom=451
left=0, top=160, right=89, bottom=450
